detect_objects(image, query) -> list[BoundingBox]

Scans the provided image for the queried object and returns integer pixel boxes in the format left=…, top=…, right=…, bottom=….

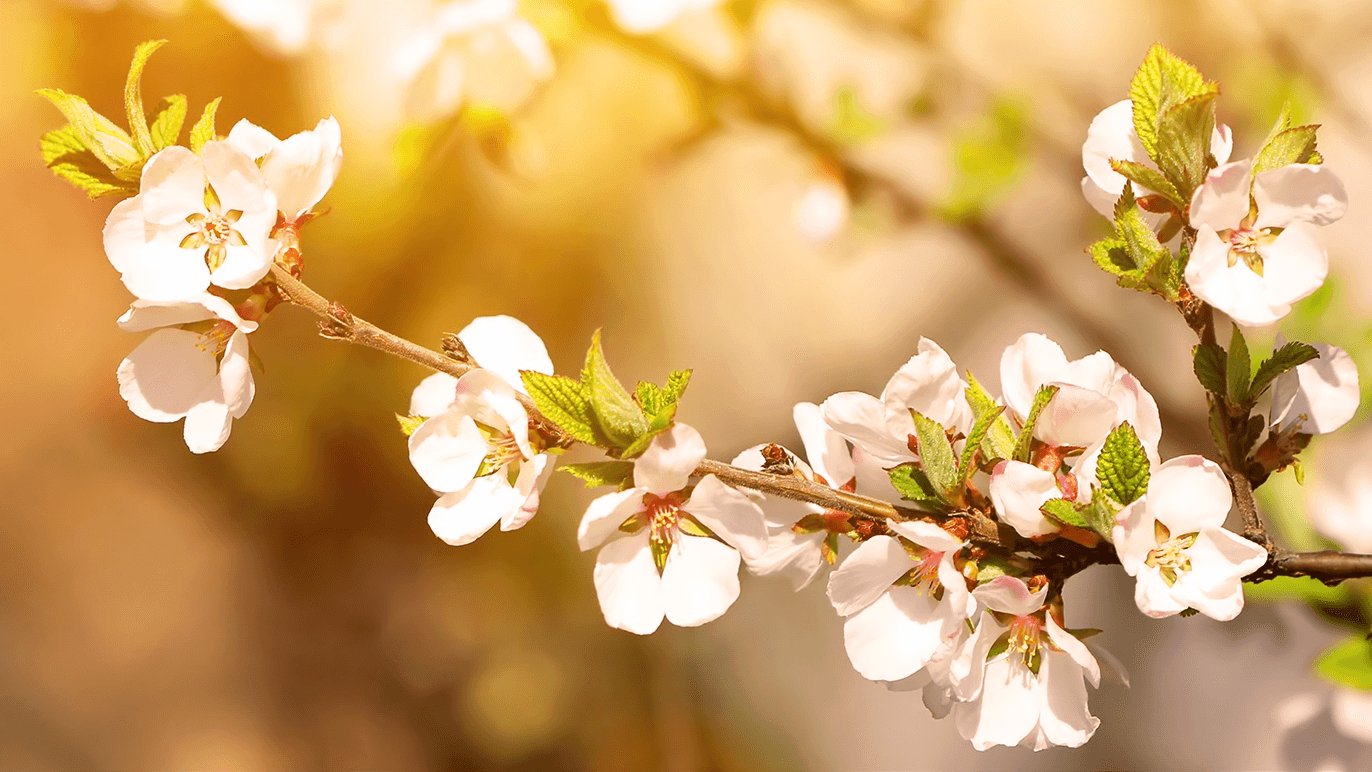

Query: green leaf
left=1040, top=498, right=1091, bottom=530
left=189, top=97, right=222, bottom=154
left=1112, top=186, right=1177, bottom=296
left=888, top=464, right=943, bottom=509
left=125, top=39, right=167, bottom=157
left=663, top=369, right=691, bottom=404
left=1129, top=44, right=1210, bottom=161
left=908, top=410, right=959, bottom=505
left=1227, top=324, right=1252, bottom=405
left=966, top=374, right=1015, bottom=464
left=38, top=125, right=136, bottom=198
left=36, top=88, right=140, bottom=169
left=1193, top=343, right=1228, bottom=396
left=1109, top=159, right=1184, bottom=210
left=1080, top=488, right=1120, bottom=540
left=1013, top=385, right=1058, bottom=463
left=520, top=371, right=607, bottom=446
left=960, top=401, right=1005, bottom=484
left=582, top=330, right=649, bottom=450
left=1096, top=422, right=1150, bottom=505
left=620, top=403, right=676, bottom=459
left=828, top=86, right=885, bottom=146
left=636, top=381, right=666, bottom=417
left=1250, top=341, right=1320, bottom=398
left=561, top=461, right=636, bottom=489
left=1087, top=236, right=1137, bottom=282
left=1244, top=575, right=1351, bottom=605
left=395, top=413, right=427, bottom=436
left=1254, top=124, right=1321, bottom=175
left=148, top=94, right=187, bottom=151
left=1155, top=89, right=1220, bottom=202
left=1316, top=637, right=1372, bottom=691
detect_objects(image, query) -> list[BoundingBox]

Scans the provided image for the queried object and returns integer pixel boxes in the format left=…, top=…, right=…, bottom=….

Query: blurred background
left=5, top=0, right=1372, bottom=768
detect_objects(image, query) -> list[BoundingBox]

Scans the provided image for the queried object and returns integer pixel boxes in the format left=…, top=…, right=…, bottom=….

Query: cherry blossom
left=393, top=0, right=554, bottom=122
left=604, top=0, right=720, bottom=35
left=826, top=519, right=974, bottom=684
left=1080, top=98, right=1232, bottom=220
left=115, top=293, right=256, bottom=454
left=1271, top=341, right=1360, bottom=437
left=207, top=0, right=347, bottom=56
left=406, top=316, right=555, bottom=546
left=103, top=142, right=278, bottom=302
left=821, top=338, right=972, bottom=468
left=1185, top=159, right=1348, bottom=327
left=577, top=424, right=768, bottom=634
left=949, top=576, right=1102, bottom=751
left=1306, top=456, right=1372, bottom=554
left=226, top=117, right=344, bottom=222
left=1113, top=455, right=1267, bottom=620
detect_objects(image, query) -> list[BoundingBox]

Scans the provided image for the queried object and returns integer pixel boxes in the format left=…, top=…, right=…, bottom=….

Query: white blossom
left=226, top=117, right=344, bottom=222
left=604, top=0, right=720, bottom=35
left=103, top=143, right=278, bottom=302
left=1113, top=455, right=1267, bottom=620
left=1185, top=159, right=1348, bottom=327
left=116, top=293, right=257, bottom=454
left=1306, top=457, right=1372, bottom=554
left=207, top=0, right=348, bottom=56
left=949, top=576, right=1102, bottom=751
left=577, top=424, right=768, bottom=634
left=393, top=0, right=553, bottom=122
left=1271, top=341, right=1360, bottom=436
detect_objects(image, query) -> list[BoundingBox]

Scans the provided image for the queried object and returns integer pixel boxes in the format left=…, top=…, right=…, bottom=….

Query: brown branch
left=1250, top=550, right=1372, bottom=585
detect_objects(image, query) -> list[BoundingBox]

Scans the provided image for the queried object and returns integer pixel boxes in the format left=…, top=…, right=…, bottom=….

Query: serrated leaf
left=888, top=464, right=943, bottom=509
left=1129, top=44, right=1210, bottom=161
left=1081, top=488, right=1120, bottom=540
left=125, top=39, right=167, bottom=157
left=909, top=411, right=959, bottom=505
left=1316, top=637, right=1372, bottom=691
left=620, top=404, right=676, bottom=459
left=636, top=381, right=666, bottom=417
left=38, top=125, right=137, bottom=198
left=1096, top=422, right=1150, bottom=505
left=561, top=461, right=636, bottom=489
left=396, top=413, right=426, bottom=437
left=36, top=88, right=139, bottom=169
left=1155, top=89, right=1220, bottom=202
left=1111, top=186, right=1175, bottom=297
left=967, top=374, right=1015, bottom=464
left=1109, top=159, right=1183, bottom=210
left=582, top=330, right=649, bottom=450
left=663, top=369, right=691, bottom=404
left=959, top=401, right=1005, bottom=484
left=1227, top=324, right=1252, bottom=405
left=189, top=97, right=222, bottom=154
left=1250, top=341, right=1320, bottom=398
left=1254, top=124, right=1320, bottom=175
left=1193, top=343, right=1228, bottom=396
left=521, top=370, right=606, bottom=446
left=1041, top=498, right=1091, bottom=529
left=1013, top=385, right=1058, bottom=463
left=148, top=94, right=187, bottom=151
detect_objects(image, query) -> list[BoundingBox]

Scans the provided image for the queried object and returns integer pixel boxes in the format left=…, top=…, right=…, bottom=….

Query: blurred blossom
left=604, top=0, right=720, bottom=35
left=1270, top=341, right=1360, bottom=436
left=59, top=0, right=189, bottom=14
left=392, top=0, right=553, bottom=122
left=1275, top=688, right=1372, bottom=771
left=208, top=0, right=350, bottom=55
left=1306, top=456, right=1372, bottom=554
left=793, top=175, right=850, bottom=243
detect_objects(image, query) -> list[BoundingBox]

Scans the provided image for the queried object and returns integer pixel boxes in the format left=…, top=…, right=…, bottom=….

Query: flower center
left=895, top=546, right=945, bottom=597
left=1144, top=520, right=1199, bottom=586
left=645, top=492, right=683, bottom=547
left=473, top=423, right=526, bottom=482
left=1219, top=225, right=1279, bottom=277
left=180, top=318, right=237, bottom=362
left=180, top=207, right=247, bottom=273
left=1007, top=614, right=1044, bottom=670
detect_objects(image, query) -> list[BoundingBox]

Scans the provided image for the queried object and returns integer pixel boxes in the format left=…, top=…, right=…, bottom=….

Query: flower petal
left=208, top=207, right=276, bottom=290
left=1134, top=569, right=1188, bottom=618
left=1045, top=616, right=1100, bottom=688
left=1081, top=100, right=1143, bottom=195
left=989, top=460, right=1062, bottom=539
left=409, top=373, right=460, bottom=417
left=407, top=410, right=486, bottom=493
left=1147, top=455, right=1232, bottom=533
left=219, top=329, right=255, bottom=419
left=794, top=401, right=854, bottom=486
left=117, top=328, right=218, bottom=422
left=138, top=146, right=206, bottom=225
left=500, top=452, right=554, bottom=532
left=116, top=298, right=218, bottom=332
left=454, top=315, right=553, bottom=395
left=1257, top=221, right=1329, bottom=311
left=883, top=338, right=968, bottom=432
left=105, top=199, right=210, bottom=302
left=1035, top=383, right=1119, bottom=449
left=260, top=116, right=343, bottom=218
left=1271, top=343, right=1360, bottom=435
left=685, top=475, right=768, bottom=561
left=999, top=333, right=1070, bottom=420
left=183, top=397, right=233, bottom=453
left=886, top=518, right=963, bottom=553
left=450, top=368, right=532, bottom=458
left=972, top=575, right=1047, bottom=617
left=661, top=534, right=741, bottom=627
left=745, top=529, right=825, bottom=590
left=827, top=535, right=916, bottom=616
left=842, top=586, right=946, bottom=682
left=956, top=656, right=1039, bottom=751
left=821, top=391, right=913, bottom=464
left=225, top=119, right=280, bottom=160
left=1111, top=499, right=1154, bottom=576
left=1185, top=226, right=1283, bottom=327
left=577, top=487, right=645, bottom=551
left=1169, top=527, right=1267, bottom=620
left=1254, top=164, right=1348, bottom=229
left=634, top=423, right=707, bottom=494
left=1037, top=649, right=1100, bottom=749
left=1189, top=159, right=1254, bottom=231
left=428, top=475, right=521, bottom=546
left=201, top=139, right=272, bottom=212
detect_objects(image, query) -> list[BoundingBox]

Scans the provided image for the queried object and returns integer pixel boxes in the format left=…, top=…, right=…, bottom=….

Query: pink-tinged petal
left=139, top=146, right=206, bottom=225
left=827, top=535, right=916, bottom=616
left=183, top=398, right=233, bottom=453
left=261, top=116, right=343, bottom=218
left=451, top=369, right=532, bottom=457
left=208, top=207, right=277, bottom=291
left=1147, top=455, right=1232, bottom=533
left=1134, top=569, right=1188, bottom=617
left=949, top=611, right=1002, bottom=701
left=1212, top=122, right=1233, bottom=165
left=219, top=330, right=255, bottom=419
left=501, top=453, right=553, bottom=531
left=989, top=460, right=1061, bottom=539
left=685, top=475, right=768, bottom=561
left=842, top=586, right=945, bottom=682
left=956, top=657, right=1039, bottom=750
left=225, top=119, right=280, bottom=160
left=1062, top=351, right=1119, bottom=395
left=593, top=534, right=665, bottom=634
left=1189, top=159, right=1254, bottom=231
left=745, top=530, right=824, bottom=589
left=1037, top=650, right=1100, bottom=749
left=1045, top=616, right=1100, bottom=687
left=937, top=552, right=976, bottom=619
left=1107, top=372, right=1162, bottom=457
left=577, top=488, right=645, bottom=551
left=1111, top=499, right=1154, bottom=576
left=1254, top=164, right=1348, bottom=229
left=1257, top=221, right=1328, bottom=311
left=454, top=315, right=553, bottom=395
left=821, top=391, right=913, bottom=464
left=1036, top=383, right=1119, bottom=449
left=886, top=518, right=963, bottom=554
left=117, top=328, right=217, bottom=423
left=407, top=410, right=486, bottom=493
left=428, top=475, right=519, bottom=546
left=883, top=338, right=966, bottom=431
left=409, top=373, right=460, bottom=417
left=794, top=401, right=855, bottom=486
left=972, top=575, right=1048, bottom=617
left=201, top=140, right=272, bottom=212
left=999, top=333, right=1070, bottom=420
left=1081, top=100, right=1143, bottom=195
left=116, top=299, right=217, bottom=332
left=1185, top=226, right=1282, bottom=327
left=635, top=423, right=707, bottom=494
left=1169, top=527, right=1267, bottom=620
left=1272, top=343, right=1360, bottom=435
left=661, top=534, right=741, bottom=627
